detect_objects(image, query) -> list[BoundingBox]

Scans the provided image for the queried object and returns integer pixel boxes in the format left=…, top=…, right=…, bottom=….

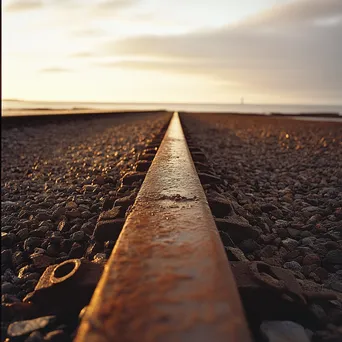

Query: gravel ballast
left=181, top=112, right=342, bottom=341
left=1, top=112, right=171, bottom=341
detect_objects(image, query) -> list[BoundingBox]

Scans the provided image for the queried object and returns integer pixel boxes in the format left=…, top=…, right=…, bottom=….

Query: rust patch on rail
left=75, top=113, right=252, bottom=342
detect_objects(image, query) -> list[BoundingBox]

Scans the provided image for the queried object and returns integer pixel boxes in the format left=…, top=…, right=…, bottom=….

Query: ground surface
left=182, top=112, right=342, bottom=341
left=1, top=112, right=171, bottom=341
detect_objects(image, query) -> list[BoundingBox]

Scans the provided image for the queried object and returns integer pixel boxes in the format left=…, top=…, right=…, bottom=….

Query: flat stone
left=114, top=193, right=136, bottom=209
left=225, top=247, right=248, bottom=261
left=281, top=238, right=299, bottom=251
left=93, top=219, right=125, bottom=242
left=215, top=216, right=258, bottom=243
left=71, top=231, right=85, bottom=242
left=7, top=316, right=56, bottom=338
left=260, top=204, right=278, bottom=212
left=207, top=193, right=233, bottom=218
left=98, top=206, right=124, bottom=221
left=283, top=261, right=302, bottom=272
left=330, top=281, right=342, bottom=293
left=198, top=172, right=221, bottom=185
left=287, top=228, right=301, bottom=238
left=121, top=172, right=146, bottom=186
left=260, top=320, right=310, bottom=342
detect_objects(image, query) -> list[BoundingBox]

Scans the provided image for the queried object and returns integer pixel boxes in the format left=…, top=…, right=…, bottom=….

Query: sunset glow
left=2, top=0, right=342, bottom=104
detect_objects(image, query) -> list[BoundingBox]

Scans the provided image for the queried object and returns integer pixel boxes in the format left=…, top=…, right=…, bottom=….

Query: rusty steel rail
left=75, top=112, right=252, bottom=342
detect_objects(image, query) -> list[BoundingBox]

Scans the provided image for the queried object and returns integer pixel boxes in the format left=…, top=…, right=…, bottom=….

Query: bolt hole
left=54, top=261, right=76, bottom=278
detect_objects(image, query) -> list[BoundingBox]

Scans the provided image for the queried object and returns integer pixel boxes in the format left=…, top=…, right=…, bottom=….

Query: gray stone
left=281, top=238, right=299, bottom=251
left=260, top=320, right=310, bottom=342
left=324, top=250, right=342, bottom=265
left=284, top=261, right=302, bottom=272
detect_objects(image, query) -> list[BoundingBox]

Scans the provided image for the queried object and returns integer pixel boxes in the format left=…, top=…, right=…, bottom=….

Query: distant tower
left=240, top=97, right=244, bottom=105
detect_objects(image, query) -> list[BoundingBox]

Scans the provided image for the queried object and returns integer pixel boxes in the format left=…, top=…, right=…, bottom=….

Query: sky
left=2, top=0, right=342, bottom=104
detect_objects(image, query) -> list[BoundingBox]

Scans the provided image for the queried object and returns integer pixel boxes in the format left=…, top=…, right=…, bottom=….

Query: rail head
left=75, top=112, right=252, bottom=342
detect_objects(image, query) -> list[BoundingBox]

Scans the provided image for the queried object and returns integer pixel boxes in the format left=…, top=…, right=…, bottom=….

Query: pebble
left=324, top=250, right=342, bottom=265
left=71, top=231, right=85, bottom=242
left=7, top=316, right=56, bottom=338
left=283, top=261, right=302, bottom=272
left=30, top=253, right=55, bottom=269
left=260, top=320, right=310, bottom=342
left=301, top=237, right=315, bottom=247
left=1, top=249, right=13, bottom=265
left=281, top=238, right=299, bottom=251
left=24, top=237, right=42, bottom=252
left=302, top=254, right=321, bottom=266
left=17, top=228, right=29, bottom=240
left=225, top=247, right=248, bottom=261
left=2, top=282, right=15, bottom=294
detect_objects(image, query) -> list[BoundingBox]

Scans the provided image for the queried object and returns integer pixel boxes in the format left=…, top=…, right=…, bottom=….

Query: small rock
left=225, top=247, right=248, bottom=261
left=281, top=238, right=299, bottom=251
left=215, top=216, right=258, bottom=243
left=1, top=249, right=12, bottom=265
left=25, top=331, right=44, bottom=342
left=12, top=251, right=26, bottom=268
left=65, top=201, right=78, bottom=210
left=81, top=222, right=95, bottom=235
left=68, top=243, right=84, bottom=258
left=313, top=267, right=329, bottom=281
left=71, top=231, right=85, bottom=242
left=24, top=237, right=41, bottom=252
left=284, top=261, right=302, bottom=272
left=330, top=281, right=342, bottom=293
left=2, top=282, right=15, bottom=294
left=82, top=184, right=98, bottom=192
left=324, top=250, right=342, bottom=265
left=17, top=228, right=29, bottom=240
left=93, top=219, right=125, bottom=242
left=65, top=209, right=81, bottom=219
left=30, top=253, right=55, bottom=269
left=7, top=316, right=56, bottom=338
left=303, top=254, right=321, bottom=266
left=36, top=212, right=52, bottom=221
left=261, top=204, right=278, bottom=213
left=1, top=232, right=15, bottom=247
left=207, top=193, right=233, bottom=217
left=301, top=237, right=315, bottom=247
left=239, top=239, right=260, bottom=253
left=260, top=245, right=277, bottom=258
left=260, top=320, right=310, bottom=342
left=93, top=253, right=107, bottom=263
left=287, top=228, right=300, bottom=239
left=44, top=330, right=71, bottom=342
left=93, top=176, right=105, bottom=186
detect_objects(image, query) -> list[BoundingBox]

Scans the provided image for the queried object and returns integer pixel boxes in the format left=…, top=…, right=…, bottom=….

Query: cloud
left=40, top=67, right=71, bottom=73
left=99, top=0, right=342, bottom=101
left=70, top=52, right=94, bottom=58
left=5, top=0, right=42, bottom=11
left=71, top=28, right=105, bottom=37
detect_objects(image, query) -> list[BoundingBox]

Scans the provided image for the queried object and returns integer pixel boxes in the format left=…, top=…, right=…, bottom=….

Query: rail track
left=2, top=112, right=341, bottom=342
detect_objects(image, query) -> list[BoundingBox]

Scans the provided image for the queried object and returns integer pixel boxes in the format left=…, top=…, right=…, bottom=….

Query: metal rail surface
left=75, top=112, right=252, bottom=342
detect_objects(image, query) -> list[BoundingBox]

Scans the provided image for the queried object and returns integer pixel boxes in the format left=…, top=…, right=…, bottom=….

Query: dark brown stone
left=215, top=216, right=258, bottom=243
left=93, top=219, right=125, bottom=242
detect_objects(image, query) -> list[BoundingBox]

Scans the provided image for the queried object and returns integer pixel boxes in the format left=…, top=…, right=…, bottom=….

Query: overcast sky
left=2, top=0, right=342, bottom=104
